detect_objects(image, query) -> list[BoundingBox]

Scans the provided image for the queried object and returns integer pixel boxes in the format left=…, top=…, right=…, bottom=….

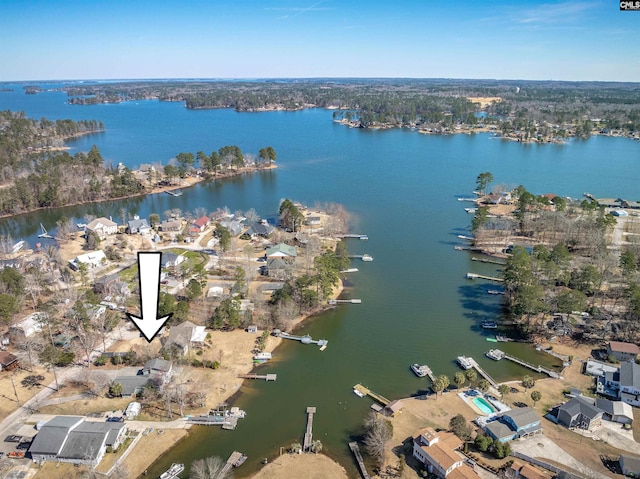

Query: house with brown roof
left=0, top=351, right=19, bottom=371
left=505, top=460, right=552, bottom=479
left=192, top=215, right=210, bottom=232
left=608, top=341, right=639, bottom=362
left=412, top=427, right=478, bottom=478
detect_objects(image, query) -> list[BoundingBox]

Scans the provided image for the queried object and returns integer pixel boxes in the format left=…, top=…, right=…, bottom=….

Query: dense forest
left=61, top=79, right=640, bottom=137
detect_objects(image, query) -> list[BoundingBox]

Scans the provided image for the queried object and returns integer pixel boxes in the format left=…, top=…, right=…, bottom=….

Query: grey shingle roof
left=485, top=421, right=513, bottom=440
left=560, top=396, right=602, bottom=420
left=58, top=431, right=106, bottom=460
left=113, top=376, right=151, bottom=396
left=620, top=361, right=640, bottom=389
left=504, top=407, right=539, bottom=429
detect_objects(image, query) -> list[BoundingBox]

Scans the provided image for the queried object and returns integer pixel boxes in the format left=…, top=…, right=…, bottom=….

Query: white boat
left=464, top=208, right=478, bottom=214
left=253, top=352, right=272, bottom=361
left=353, top=388, right=365, bottom=397
left=485, top=349, right=505, bottom=361
left=456, top=355, right=473, bottom=370
left=11, top=240, right=26, bottom=253
left=411, top=364, right=431, bottom=378
left=481, top=321, right=498, bottom=329
left=159, top=463, right=184, bottom=479
left=340, top=268, right=359, bottom=273
left=361, top=254, right=373, bottom=262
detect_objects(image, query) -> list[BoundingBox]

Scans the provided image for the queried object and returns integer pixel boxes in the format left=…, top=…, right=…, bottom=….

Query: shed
left=124, top=401, right=141, bottom=419
left=0, top=351, right=19, bottom=371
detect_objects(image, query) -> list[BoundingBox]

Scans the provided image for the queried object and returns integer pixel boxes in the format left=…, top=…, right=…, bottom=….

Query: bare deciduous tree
left=190, top=455, right=232, bottom=479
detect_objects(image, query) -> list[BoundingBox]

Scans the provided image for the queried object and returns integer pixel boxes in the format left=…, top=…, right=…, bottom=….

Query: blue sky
left=1, top=0, right=638, bottom=81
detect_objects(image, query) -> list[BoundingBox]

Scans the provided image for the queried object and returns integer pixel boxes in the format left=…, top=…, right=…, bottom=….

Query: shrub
left=94, top=355, right=107, bottom=366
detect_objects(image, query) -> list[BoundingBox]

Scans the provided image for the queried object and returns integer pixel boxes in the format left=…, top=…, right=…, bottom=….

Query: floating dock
left=328, top=299, right=362, bottom=305
left=166, top=189, right=183, bottom=197
left=303, top=407, right=316, bottom=451
left=238, top=374, right=277, bottom=381
left=349, top=442, right=371, bottom=479
left=276, top=331, right=328, bottom=350
left=337, top=234, right=369, bottom=240
left=466, top=272, right=504, bottom=282
left=348, top=254, right=373, bottom=261
left=353, top=384, right=390, bottom=406
left=466, top=357, right=498, bottom=389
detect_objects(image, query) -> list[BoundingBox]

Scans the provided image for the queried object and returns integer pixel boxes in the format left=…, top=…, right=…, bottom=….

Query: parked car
left=106, top=416, right=124, bottom=422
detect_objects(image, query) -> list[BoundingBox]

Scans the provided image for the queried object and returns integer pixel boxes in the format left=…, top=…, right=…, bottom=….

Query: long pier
left=276, top=331, right=328, bottom=350
left=349, top=442, right=371, bottom=479
left=303, top=407, right=316, bottom=451
left=238, top=373, right=277, bottom=381
left=467, top=358, right=498, bottom=389
left=466, top=272, right=504, bottom=282
left=503, top=353, right=561, bottom=378
left=471, top=256, right=506, bottom=265
left=353, top=384, right=391, bottom=406
left=328, top=299, right=362, bottom=304
left=337, top=234, right=368, bottom=240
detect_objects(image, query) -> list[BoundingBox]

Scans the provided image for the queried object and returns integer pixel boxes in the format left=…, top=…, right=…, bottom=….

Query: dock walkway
left=467, top=358, right=498, bottom=389
left=337, top=234, right=368, bottom=240
left=471, top=256, right=506, bottom=265
left=466, top=272, right=504, bottom=282
left=353, top=384, right=390, bottom=406
left=303, top=407, right=316, bottom=451
left=238, top=374, right=277, bottom=381
left=276, top=331, right=328, bottom=350
left=503, top=354, right=561, bottom=378
left=349, top=442, right=371, bottom=479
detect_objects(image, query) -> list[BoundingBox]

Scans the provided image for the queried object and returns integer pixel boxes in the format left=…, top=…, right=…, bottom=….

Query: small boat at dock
left=457, top=235, right=474, bottom=241
left=353, top=388, right=365, bottom=397
left=481, top=321, right=498, bottom=329
left=487, top=290, right=504, bottom=295
left=456, top=355, right=473, bottom=370
left=464, top=208, right=478, bottom=214
left=159, top=463, right=184, bottom=479
left=234, top=454, right=248, bottom=467
left=410, top=364, right=431, bottom=378
left=361, top=254, right=373, bottom=262
left=485, top=349, right=505, bottom=361
left=166, top=189, right=183, bottom=197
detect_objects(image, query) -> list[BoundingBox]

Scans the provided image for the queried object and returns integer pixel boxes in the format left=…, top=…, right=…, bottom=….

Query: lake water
left=1, top=84, right=639, bottom=477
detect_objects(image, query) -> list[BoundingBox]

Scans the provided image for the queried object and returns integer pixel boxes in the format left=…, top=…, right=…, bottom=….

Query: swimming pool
left=473, top=397, right=496, bottom=415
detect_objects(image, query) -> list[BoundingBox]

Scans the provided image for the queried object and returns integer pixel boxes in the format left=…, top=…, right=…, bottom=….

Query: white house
left=85, top=217, right=118, bottom=240
left=162, top=252, right=185, bottom=268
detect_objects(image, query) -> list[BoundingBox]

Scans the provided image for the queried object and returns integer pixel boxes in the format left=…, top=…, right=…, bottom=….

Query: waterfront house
left=266, top=243, right=297, bottom=258
left=29, top=416, right=126, bottom=467
left=0, top=351, right=19, bottom=371
left=192, top=215, right=211, bottom=232
left=219, top=220, right=244, bottom=236
left=620, top=455, right=640, bottom=477
left=160, top=219, right=182, bottom=232
left=85, top=217, right=118, bottom=240
left=9, top=312, right=45, bottom=342
left=595, top=398, right=634, bottom=425
left=161, top=252, right=185, bottom=269
left=618, top=360, right=640, bottom=407
left=163, top=320, right=207, bottom=356
left=484, top=407, right=542, bottom=443
left=245, top=221, right=274, bottom=238
left=127, top=217, right=150, bottom=235
left=557, top=396, right=602, bottom=431
left=607, top=341, right=639, bottom=362
left=412, top=427, right=478, bottom=478
left=69, top=250, right=107, bottom=270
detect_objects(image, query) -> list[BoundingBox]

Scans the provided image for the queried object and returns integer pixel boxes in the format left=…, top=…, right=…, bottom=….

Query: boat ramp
left=353, top=384, right=391, bottom=407
left=303, top=407, right=316, bottom=451
left=349, top=442, right=371, bottom=479
left=466, top=272, right=504, bottom=282
left=274, top=330, right=328, bottom=350
left=238, top=373, right=277, bottom=381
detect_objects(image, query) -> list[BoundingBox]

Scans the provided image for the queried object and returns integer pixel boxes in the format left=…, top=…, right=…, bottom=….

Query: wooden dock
left=466, top=272, right=504, bottom=282
left=337, top=234, right=368, bottom=240
left=276, top=331, right=328, bottom=350
left=467, top=357, right=498, bottom=389
left=471, top=256, right=506, bottom=265
left=349, top=442, right=371, bottom=479
left=328, top=299, right=362, bottom=304
left=503, top=353, right=561, bottom=378
left=220, top=451, right=244, bottom=476
left=353, top=384, right=390, bottom=406
left=303, top=407, right=316, bottom=451
left=238, top=373, right=277, bottom=381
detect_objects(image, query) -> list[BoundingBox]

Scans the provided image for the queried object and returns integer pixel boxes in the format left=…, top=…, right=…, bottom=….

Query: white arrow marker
left=127, top=252, right=172, bottom=342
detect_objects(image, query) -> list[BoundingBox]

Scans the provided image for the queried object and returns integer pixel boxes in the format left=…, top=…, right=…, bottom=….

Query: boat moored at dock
left=410, top=364, right=430, bottom=378
left=485, top=349, right=505, bottom=361
left=159, top=463, right=184, bottom=479
left=481, top=321, right=498, bottom=329
left=456, top=355, right=473, bottom=370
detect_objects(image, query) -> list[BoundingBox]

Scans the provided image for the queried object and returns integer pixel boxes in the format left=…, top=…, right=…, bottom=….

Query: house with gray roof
left=161, top=252, right=185, bottom=268
left=557, top=396, right=602, bottom=431
left=29, top=416, right=126, bottom=466
left=595, top=398, right=634, bottom=425
left=619, top=360, right=640, bottom=407
left=127, top=218, right=150, bottom=235
left=245, top=221, right=274, bottom=238
left=163, top=321, right=207, bottom=356
left=142, top=358, right=173, bottom=385
left=484, top=407, right=542, bottom=443
left=112, top=375, right=152, bottom=397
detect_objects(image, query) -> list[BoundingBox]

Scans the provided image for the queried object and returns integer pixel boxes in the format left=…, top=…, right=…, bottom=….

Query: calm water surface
left=1, top=84, right=639, bottom=477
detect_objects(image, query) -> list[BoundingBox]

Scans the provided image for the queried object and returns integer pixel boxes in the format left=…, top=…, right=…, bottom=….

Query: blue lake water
left=1, top=83, right=639, bottom=476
